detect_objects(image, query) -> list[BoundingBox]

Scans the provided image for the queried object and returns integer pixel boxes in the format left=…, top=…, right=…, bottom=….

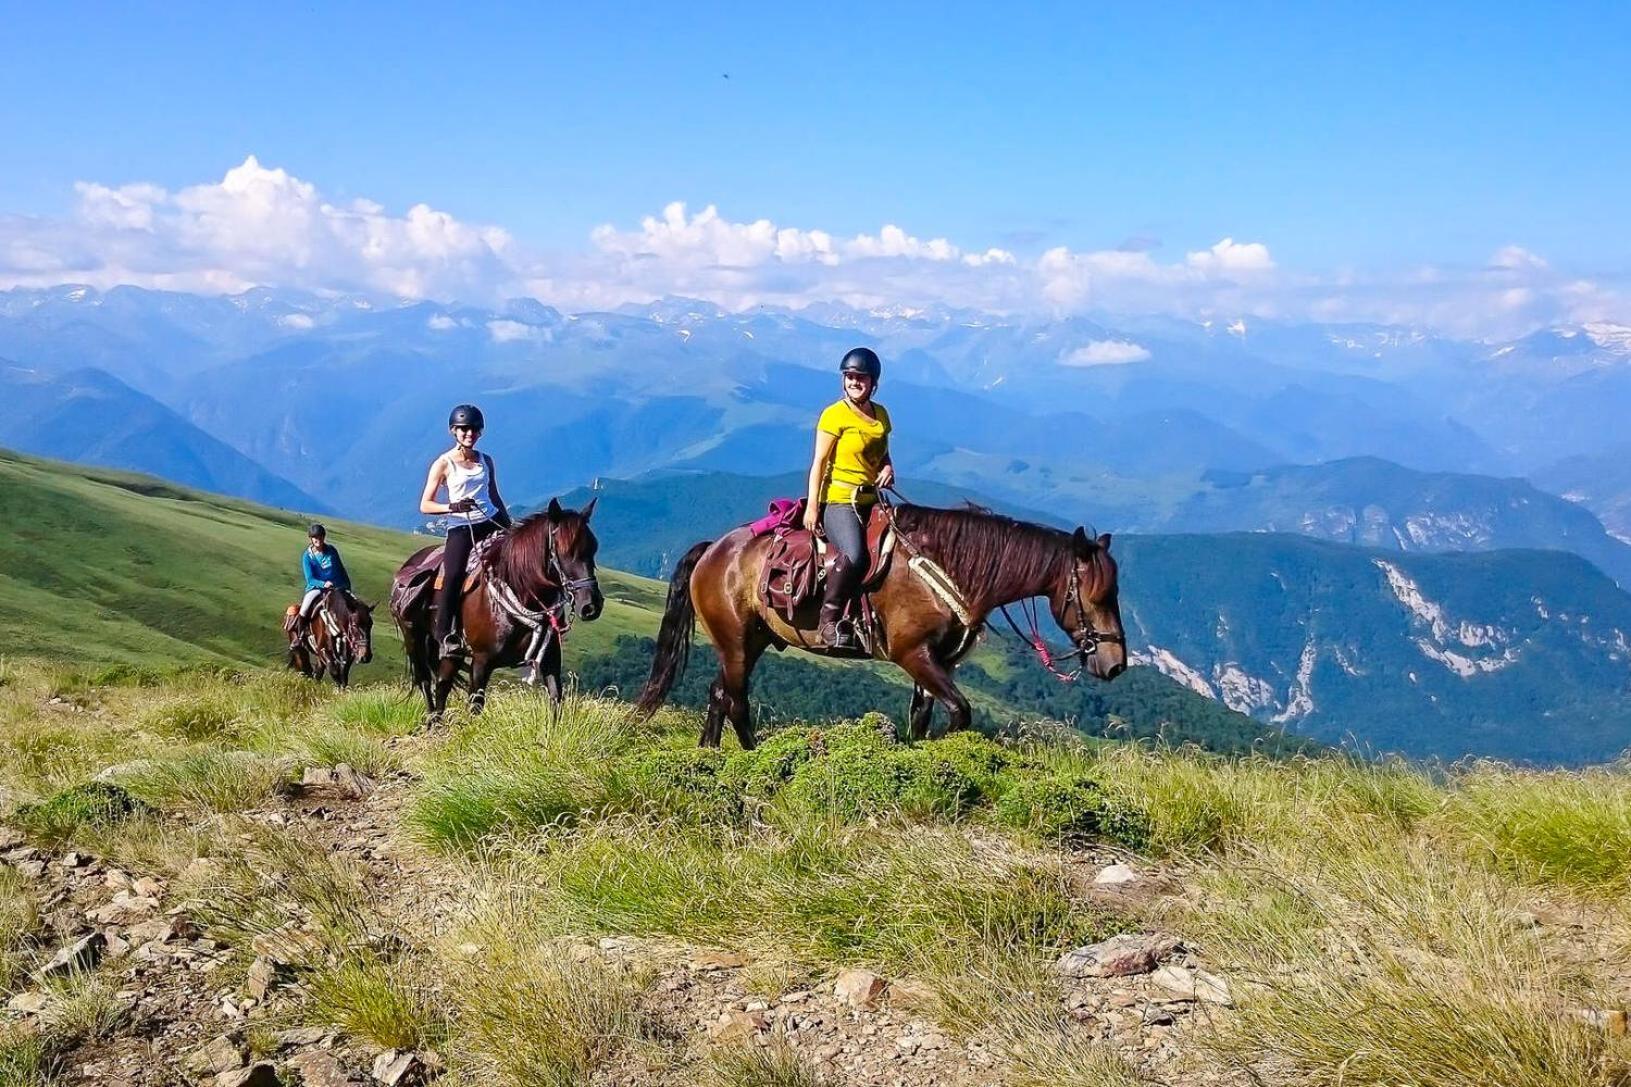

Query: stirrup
left=821, top=619, right=860, bottom=651
left=438, top=633, right=465, bottom=659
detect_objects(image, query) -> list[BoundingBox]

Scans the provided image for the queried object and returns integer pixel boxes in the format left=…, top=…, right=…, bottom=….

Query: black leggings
left=435, top=520, right=500, bottom=641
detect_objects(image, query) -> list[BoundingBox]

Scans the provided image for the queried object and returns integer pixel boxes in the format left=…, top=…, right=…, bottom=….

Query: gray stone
left=1151, top=965, right=1232, bottom=1005
left=7, top=991, right=48, bottom=1015
left=1056, top=933, right=1181, bottom=978
left=185, top=1034, right=246, bottom=1075
left=288, top=1050, right=351, bottom=1087
left=219, top=1064, right=281, bottom=1087
left=38, top=932, right=106, bottom=979
left=371, top=1050, right=420, bottom=1086
left=1093, top=863, right=1140, bottom=886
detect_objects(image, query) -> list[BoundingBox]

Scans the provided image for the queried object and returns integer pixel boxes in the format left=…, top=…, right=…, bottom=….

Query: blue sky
left=2, top=2, right=1627, bottom=329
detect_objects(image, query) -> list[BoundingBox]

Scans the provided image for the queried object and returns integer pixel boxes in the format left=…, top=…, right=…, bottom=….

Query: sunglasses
left=453, top=426, right=483, bottom=434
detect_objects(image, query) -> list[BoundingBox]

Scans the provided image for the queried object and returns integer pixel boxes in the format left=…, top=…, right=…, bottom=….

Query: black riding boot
left=818, top=554, right=861, bottom=650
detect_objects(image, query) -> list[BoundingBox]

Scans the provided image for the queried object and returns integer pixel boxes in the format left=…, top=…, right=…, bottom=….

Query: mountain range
left=5, top=284, right=1631, bottom=762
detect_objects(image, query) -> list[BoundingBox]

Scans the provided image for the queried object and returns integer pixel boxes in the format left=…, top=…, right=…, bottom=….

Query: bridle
left=545, top=522, right=599, bottom=615
left=998, top=551, right=1125, bottom=683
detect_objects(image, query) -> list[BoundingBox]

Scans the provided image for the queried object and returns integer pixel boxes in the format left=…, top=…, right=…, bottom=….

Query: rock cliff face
left=1117, top=534, right=1631, bottom=764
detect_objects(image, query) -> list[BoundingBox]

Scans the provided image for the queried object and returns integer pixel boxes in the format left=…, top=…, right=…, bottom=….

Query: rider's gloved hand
left=448, top=498, right=476, bottom=513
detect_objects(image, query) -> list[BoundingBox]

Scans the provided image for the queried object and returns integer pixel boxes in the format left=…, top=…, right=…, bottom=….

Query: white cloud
left=1186, top=237, right=1275, bottom=274
left=426, top=313, right=458, bottom=331
left=0, top=161, right=1625, bottom=338
left=1060, top=340, right=1152, bottom=366
left=277, top=313, right=314, bottom=330
left=0, top=156, right=516, bottom=300
left=486, top=319, right=537, bottom=343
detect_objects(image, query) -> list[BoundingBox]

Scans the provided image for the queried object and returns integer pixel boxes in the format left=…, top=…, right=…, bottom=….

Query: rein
left=884, top=488, right=1123, bottom=684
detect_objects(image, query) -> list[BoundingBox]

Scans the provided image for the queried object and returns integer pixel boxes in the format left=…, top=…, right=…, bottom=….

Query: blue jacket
left=302, top=545, right=351, bottom=592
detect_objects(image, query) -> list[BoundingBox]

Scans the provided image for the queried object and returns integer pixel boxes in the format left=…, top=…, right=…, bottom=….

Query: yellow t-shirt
left=818, top=399, right=891, bottom=505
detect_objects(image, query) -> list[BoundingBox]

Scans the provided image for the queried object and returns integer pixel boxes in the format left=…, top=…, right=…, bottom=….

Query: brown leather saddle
left=759, top=505, right=894, bottom=623
left=391, top=536, right=499, bottom=619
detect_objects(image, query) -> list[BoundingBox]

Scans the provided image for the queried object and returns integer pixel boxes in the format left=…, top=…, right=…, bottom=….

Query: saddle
left=758, top=501, right=895, bottom=624
left=390, top=534, right=502, bottom=618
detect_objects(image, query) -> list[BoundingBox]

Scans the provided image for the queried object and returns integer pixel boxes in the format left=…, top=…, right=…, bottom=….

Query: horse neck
left=493, top=521, right=560, bottom=603
left=908, top=508, right=1066, bottom=616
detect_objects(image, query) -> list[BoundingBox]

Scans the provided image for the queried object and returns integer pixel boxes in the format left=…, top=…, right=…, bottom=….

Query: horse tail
left=635, top=540, right=712, bottom=717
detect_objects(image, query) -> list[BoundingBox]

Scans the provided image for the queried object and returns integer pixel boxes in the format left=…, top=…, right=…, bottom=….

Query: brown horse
left=287, top=588, right=374, bottom=688
left=636, top=502, right=1127, bottom=747
left=390, top=498, right=603, bottom=721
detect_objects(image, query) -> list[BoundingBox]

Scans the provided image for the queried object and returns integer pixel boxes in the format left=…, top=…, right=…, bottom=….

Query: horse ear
left=547, top=497, right=564, bottom=520
left=580, top=496, right=598, bottom=522
left=1072, top=526, right=1090, bottom=555
left=1097, top=532, right=1113, bottom=551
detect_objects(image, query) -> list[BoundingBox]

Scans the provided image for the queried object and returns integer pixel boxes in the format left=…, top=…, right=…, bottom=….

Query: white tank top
left=444, top=453, right=500, bottom=524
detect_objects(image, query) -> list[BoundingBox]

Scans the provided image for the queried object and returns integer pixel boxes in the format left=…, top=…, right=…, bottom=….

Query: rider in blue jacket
left=289, top=523, right=351, bottom=645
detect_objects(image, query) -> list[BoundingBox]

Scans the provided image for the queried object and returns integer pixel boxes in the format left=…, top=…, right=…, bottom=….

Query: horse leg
left=541, top=636, right=563, bottom=712
left=896, top=646, right=972, bottom=737
left=711, top=628, right=769, bottom=751
left=432, top=655, right=460, bottom=719
left=908, top=684, right=936, bottom=742
left=467, top=654, right=495, bottom=716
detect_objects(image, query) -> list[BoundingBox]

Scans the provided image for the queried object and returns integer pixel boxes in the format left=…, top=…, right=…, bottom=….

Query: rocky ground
left=0, top=756, right=1248, bottom=1086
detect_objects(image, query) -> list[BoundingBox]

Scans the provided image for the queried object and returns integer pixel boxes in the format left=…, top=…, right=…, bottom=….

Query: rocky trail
left=0, top=746, right=1249, bottom=1086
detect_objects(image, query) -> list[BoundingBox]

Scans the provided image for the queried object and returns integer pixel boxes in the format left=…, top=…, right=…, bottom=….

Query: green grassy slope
left=0, top=448, right=655, bottom=672
left=0, top=447, right=1277, bottom=750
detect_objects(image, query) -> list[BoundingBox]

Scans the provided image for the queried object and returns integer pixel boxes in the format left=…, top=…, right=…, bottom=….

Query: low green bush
left=611, top=747, right=738, bottom=823
left=13, top=781, right=150, bottom=842
left=994, top=772, right=1150, bottom=848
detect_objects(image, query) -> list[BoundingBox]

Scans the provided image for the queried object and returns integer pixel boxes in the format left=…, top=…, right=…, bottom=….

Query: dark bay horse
left=288, top=589, right=374, bottom=688
left=391, top=499, right=603, bottom=721
left=636, top=503, right=1127, bottom=747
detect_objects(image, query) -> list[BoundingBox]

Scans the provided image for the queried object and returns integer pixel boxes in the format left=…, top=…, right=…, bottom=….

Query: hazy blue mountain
left=1116, top=533, right=1631, bottom=765
left=1534, top=445, right=1631, bottom=543
left=1157, top=457, right=1631, bottom=586
left=0, top=362, right=322, bottom=513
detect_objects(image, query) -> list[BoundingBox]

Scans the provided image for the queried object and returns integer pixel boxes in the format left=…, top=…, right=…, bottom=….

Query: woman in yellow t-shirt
left=802, top=347, right=894, bottom=649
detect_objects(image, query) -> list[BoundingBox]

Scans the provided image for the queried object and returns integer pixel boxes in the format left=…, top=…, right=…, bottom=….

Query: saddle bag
left=759, top=531, right=821, bottom=622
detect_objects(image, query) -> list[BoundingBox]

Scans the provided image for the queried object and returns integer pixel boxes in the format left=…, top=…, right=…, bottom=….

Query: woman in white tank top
left=419, top=403, right=515, bottom=657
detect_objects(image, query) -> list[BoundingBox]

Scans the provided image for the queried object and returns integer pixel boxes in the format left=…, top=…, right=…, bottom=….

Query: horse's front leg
left=897, top=645, right=971, bottom=735
left=467, top=654, right=496, bottom=716
left=908, top=684, right=935, bottom=741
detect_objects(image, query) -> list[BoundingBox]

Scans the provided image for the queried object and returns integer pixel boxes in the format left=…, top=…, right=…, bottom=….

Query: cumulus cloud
left=0, top=156, right=516, bottom=300
left=0, top=160, right=1624, bottom=338
left=1060, top=340, right=1152, bottom=366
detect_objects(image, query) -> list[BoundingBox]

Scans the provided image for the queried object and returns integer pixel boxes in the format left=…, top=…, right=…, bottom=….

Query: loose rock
left=1152, top=965, right=1232, bottom=1005
left=38, top=932, right=106, bottom=979
left=219, top=1064, right=282, bottom=1087
left=834, top=968, right=888, bottom=1009
left=1094, top=863, right=1140, bottom=886
left=1057, top=933, right=1181, bottom=978
left=288, top=1049, right=351, bottom=1087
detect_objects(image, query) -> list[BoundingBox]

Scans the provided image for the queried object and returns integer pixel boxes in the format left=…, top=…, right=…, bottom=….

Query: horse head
left=1050, top=528, right=1127, bottom=681
left=544, top=496, right=604, bottom=621
left=345, top=596, right=375, bottom=664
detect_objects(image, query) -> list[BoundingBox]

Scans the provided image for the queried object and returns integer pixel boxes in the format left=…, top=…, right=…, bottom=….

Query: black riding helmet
left=448, top=404, right=485, bottom=430
left=839, top=347, right=881, bottom=380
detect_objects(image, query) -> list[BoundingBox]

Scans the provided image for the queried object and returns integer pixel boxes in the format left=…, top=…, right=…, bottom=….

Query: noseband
left=998, top=552, right=1124, bottom=683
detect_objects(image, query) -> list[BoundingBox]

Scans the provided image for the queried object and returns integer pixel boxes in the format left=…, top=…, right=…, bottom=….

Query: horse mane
left=893, top=502, right=1084, bottom=608
left=487, top=510, right=586, bottom=602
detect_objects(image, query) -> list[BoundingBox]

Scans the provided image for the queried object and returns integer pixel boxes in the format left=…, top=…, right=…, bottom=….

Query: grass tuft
left=708, top=1040, right=830, bottom=1087
left=309, top=955, right=442, bottom=1051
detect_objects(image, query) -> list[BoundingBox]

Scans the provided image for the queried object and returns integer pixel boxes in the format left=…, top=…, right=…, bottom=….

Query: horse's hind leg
left=707, top=627, right=769, bottom=750
left=541, top=637, right=563, bottom=711
left=897, top=646, right=971, bottom=736
left=908, top=684, right=935, bottom=742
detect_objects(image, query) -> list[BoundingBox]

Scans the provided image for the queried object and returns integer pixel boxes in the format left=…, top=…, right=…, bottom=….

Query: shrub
left=782, top=742, right=985, bottom=821
left=13, top=781, right=150, bottom=842
left=721, top=728, right=822, bottom=802
left=611, top=747, right=738, bottom=823
left=994, top=773, right=1150, bottom=848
